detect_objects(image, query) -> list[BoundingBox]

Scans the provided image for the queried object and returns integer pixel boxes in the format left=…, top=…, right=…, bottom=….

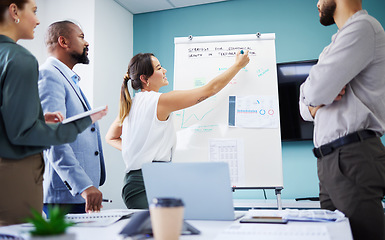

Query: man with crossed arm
left=299, top=0, right=385, bottom=239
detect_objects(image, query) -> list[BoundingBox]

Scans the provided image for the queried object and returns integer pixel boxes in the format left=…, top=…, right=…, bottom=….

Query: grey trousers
left=0, top=153, right=44, bottom=226
left=317, top=137, right=385, bottom=240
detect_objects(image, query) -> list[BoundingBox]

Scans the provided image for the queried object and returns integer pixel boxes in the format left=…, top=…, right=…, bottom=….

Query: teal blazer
left=0, top=35, right=91, bottom=159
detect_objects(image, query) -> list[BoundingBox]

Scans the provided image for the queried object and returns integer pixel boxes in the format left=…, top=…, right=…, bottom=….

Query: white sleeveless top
left=122, top=91, right=176, bottom=173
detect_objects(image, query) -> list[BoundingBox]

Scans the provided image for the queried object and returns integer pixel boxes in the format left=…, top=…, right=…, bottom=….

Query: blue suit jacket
left=38, top=57, right=105, bottom=204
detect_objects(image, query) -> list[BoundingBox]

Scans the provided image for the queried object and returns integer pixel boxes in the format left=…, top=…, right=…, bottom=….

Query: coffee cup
left=149, top=197, right=184, bottom=240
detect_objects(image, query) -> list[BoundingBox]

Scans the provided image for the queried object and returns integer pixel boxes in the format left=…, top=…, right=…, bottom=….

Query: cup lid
left=151, top=197, right=184, bottom=207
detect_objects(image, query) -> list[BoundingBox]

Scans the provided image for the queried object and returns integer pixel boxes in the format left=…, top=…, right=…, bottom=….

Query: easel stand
left=233, top=187, right=284, bottom=210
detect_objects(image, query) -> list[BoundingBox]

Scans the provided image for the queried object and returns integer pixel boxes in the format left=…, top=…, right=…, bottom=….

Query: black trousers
left=43, top=203, right=86, bottom=217
left=122, top=169, right=149, bottom=209
left=317, top=137, right=385, bottom=240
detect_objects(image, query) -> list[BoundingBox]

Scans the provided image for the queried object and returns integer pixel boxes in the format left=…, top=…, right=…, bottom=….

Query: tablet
left=62, top=105, right=106, bottom=124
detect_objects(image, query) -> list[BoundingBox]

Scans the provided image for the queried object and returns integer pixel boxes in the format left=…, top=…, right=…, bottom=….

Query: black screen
left=277, top=60, right=318, bottom=141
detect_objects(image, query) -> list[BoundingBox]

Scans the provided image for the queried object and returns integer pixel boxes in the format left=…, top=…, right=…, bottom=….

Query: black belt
left=313, top=130, right=377, bottom=158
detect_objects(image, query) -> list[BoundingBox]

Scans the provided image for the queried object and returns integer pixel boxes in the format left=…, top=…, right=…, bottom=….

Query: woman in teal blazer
left=0, top=0, right=107, bottom=226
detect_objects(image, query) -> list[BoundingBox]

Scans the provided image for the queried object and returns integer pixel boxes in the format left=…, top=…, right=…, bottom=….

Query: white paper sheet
left=209, top=139, right=245, bottom=187
left=229, top=95, right=279, bottom=128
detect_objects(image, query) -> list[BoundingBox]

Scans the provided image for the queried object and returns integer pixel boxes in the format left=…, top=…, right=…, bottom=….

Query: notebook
left=65, top=209, right=134, bottom=227
left=142, top=162, right=242, bottom=221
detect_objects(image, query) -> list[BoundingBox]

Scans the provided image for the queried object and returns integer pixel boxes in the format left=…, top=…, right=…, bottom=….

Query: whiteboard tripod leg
left=275, top=188, right=283, bottom=210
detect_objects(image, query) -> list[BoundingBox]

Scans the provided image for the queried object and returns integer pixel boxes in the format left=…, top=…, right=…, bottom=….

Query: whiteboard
left=172, top=34, right=283, bottom=188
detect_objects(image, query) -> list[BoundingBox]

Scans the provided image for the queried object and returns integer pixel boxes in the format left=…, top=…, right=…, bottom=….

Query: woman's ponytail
left=118, top=74, right=132, bottom=125
left=118, top=53, right=155, bottom=125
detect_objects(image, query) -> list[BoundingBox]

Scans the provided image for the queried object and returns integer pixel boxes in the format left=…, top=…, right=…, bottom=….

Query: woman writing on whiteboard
left=106, top=51, right=249, bottom=209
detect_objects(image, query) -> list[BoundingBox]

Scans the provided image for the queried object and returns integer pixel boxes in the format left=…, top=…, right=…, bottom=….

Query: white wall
left=20, top=0, right=133, bottom=210
left=94, top=0, right=133, bottom=210
left=27, top=0, right=96, bottom=105
left=18, top=0, right=46, bottom=65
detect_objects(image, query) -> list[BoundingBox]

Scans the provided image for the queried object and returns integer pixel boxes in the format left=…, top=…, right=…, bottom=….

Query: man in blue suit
left=38, top=20, right=106, bottom=214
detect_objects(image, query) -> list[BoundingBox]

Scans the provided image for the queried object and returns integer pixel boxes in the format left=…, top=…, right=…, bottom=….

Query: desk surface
left=234, top=199, right=321, bottom=210
left=0, top=209, right=352, bottom=240
left=234, top=198, right=385, bottom=210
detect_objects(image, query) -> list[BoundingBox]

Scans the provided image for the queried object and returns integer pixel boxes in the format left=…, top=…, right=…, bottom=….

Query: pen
left=102, top=199, right=112, bottom=203
left=240, top=50, right=244, bottom=54
left=295, top=197, right=319, bottom=201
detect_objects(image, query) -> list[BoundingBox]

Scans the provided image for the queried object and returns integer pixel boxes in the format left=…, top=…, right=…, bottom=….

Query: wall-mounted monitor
left=277, top=60, right=318, bottom=141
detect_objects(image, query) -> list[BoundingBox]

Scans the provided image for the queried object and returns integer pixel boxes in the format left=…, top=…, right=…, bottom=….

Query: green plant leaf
left=26, top=206, right=75, bottom=236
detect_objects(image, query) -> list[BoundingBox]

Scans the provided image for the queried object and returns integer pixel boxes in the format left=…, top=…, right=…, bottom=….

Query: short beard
left=71, top=47, right=90, bottom=64
left=320, top=0, right=336, bottom=26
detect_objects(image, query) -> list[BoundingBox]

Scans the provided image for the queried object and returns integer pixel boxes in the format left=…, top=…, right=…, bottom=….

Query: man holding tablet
left=38, top=20, right=106, bottom=215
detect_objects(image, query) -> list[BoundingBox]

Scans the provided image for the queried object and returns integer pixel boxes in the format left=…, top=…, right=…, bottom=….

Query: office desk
left=185, top=219, right=351, bottom=240
left=0, top=210, right=352, bottom=240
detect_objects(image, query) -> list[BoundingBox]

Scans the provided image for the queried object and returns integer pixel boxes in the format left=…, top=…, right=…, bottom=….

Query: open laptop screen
left=142, top=162, right=236, bottom=220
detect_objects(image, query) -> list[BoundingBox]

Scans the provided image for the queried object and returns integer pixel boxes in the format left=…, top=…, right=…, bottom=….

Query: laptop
left=142, top=162, right=243, bottom=221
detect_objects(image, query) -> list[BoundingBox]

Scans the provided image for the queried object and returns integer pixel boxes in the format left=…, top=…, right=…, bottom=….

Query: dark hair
left=126, top=53, right=154, bottom=90
left=45, top=20, right=76, bottom=52
left=119, top=53, right=154, bottom=125
left=0, top=0, right=29, bottom=24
